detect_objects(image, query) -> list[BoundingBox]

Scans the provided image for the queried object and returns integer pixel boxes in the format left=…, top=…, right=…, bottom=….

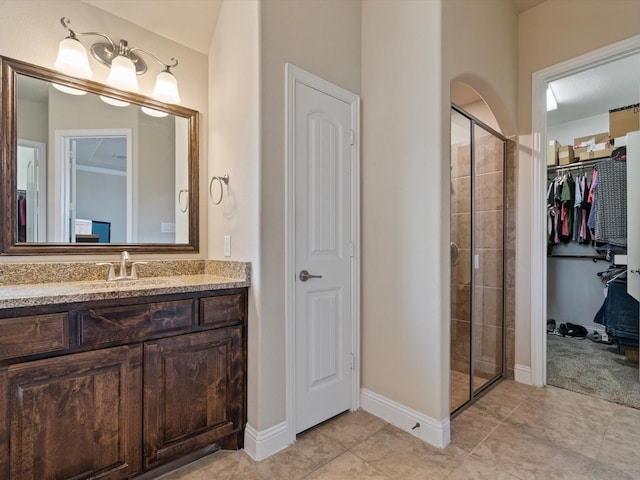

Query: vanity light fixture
left=53, top=17, right=181, bottom=110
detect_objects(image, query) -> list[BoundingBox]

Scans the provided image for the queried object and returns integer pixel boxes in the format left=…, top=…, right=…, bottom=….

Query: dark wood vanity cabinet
left=0, top=287, right=248, bottom=480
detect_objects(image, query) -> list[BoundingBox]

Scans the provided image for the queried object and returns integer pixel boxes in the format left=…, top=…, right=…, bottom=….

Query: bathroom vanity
left=0, top=274, right=248, bottom=479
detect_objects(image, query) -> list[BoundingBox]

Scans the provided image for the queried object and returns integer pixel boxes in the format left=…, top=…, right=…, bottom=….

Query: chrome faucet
left=97, top=251, right=147, bottom=281
left=119, top=251, right=130, bottom=278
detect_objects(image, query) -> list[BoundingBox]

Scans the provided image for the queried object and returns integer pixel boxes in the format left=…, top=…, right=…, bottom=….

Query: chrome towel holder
left=209, top=174, right=229, bottom=205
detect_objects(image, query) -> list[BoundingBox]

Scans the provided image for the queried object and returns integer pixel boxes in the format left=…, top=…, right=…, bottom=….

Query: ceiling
left=547, top=53, right=640, bottom=126
left=82, top=0, right=223, bottom=54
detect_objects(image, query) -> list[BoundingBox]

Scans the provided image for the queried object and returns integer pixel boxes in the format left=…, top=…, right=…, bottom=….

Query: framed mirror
left=1, top=56, right=199, bottom=255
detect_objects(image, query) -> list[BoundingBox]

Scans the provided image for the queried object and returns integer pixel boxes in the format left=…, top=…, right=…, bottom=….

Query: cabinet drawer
left=79, top=299, right=194, bottom=347
left=200, top=293, right=244, bottom=327
left=0, top=313, right=69, bottom=361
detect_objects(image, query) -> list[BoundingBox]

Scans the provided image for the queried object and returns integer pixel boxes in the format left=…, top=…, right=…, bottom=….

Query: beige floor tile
left=445, top=457, right=519, bottom=480
left=471, top=423, right=596, bottom=479
left=599, top=431, right=640, bottom=478
left=471, top=379, right=536, bottom=420
left=505, top=401, right=607, bottom=459
left=351, top=424, right=465, bottom=479
left=255, top=428, right=346, bottom=480
left=605, top=404, right=640, bottom=443
left=450, top=405, right=501, bottom=452
left=305, top=451, right=391, bottom=480
left=314, top=409, right=387, bottom=449
left=159, top=450, right=262, bottom=480
left=525, top=386, right=617, bottom=427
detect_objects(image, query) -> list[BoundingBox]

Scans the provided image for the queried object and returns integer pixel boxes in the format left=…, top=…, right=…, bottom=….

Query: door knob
left=299, top=270, right=322, bottom=282
left=631, top=268, right=640, bottom=274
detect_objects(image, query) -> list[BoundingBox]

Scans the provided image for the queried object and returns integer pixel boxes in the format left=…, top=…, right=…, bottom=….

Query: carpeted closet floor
left=547, top=332, right=640, bottom=409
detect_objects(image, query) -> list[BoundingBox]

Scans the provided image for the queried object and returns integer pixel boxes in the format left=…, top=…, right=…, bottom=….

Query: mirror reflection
left=16, top=73, right=190, bottom=245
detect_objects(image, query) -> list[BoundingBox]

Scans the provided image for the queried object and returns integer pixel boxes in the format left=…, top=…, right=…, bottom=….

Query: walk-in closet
left=545, top=54, right=640, bottom=408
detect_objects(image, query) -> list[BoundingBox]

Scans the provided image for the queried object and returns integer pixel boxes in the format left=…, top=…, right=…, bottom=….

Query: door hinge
left=350, top=353, right=356, bottom=370
left=349, top=242, right=354, bottom=258
left=349, top=129, right=355, bottom=145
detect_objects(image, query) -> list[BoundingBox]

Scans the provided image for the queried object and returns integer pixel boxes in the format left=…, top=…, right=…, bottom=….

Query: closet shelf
left=547, top=157, right=601, bottom=173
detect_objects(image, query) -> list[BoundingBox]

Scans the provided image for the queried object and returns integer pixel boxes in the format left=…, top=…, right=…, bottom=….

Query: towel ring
left=209, top=174, right=229, bottom=205
left=178, top=189, right=189, bottom=213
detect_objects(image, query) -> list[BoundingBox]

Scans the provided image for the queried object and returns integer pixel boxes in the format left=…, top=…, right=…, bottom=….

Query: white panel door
left=294, top=81, right=353, bottom=433
left=627, top=131, right=640, bottom=302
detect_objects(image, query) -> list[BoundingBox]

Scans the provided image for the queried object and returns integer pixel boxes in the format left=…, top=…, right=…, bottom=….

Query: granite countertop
left=0, top=273, right=250, bottom=310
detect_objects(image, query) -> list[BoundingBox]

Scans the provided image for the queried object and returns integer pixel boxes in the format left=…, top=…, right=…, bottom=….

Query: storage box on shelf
left=547, top=139, right=560, bottom=166
left=558, top=145, right=575, bottom=165
left=610, top=104, right=640, bottom=139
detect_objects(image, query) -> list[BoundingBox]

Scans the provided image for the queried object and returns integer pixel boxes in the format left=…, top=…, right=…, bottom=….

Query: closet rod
left=548, top=254, right=607, bottom=262
left=547, top=157, right=601, bottom=173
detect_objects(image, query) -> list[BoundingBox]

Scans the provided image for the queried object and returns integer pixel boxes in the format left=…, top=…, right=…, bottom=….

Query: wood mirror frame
left=1, top=56, right=199, bottom=255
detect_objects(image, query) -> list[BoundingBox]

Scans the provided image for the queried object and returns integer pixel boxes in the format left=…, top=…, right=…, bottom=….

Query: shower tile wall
left=450, top=129, right=516, bottom=412
left=451, top=142, right=471, bottom=378
left=472, top=132, right=504, bottom=381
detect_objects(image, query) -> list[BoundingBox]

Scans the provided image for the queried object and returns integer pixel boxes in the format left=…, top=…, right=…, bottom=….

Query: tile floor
left=160, top=380, right=640, bottom=480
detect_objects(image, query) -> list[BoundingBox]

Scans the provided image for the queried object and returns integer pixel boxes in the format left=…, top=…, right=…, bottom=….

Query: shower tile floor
left=160, top=380, right=640, bottom=479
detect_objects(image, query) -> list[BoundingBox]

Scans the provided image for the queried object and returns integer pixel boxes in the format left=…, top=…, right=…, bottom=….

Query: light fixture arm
left=59, top=17, right=116, bottom=52
left=129, top=47, right=178, bottom=71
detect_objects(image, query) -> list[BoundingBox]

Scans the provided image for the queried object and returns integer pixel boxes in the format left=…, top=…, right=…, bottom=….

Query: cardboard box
left=558, top=145, right=575, bottom=165
left=547, top=140, right=559, bottom=166
left=573, top=132, right=609, bottom=149
left=609, top=104, right=640, bottom=139
left=575, top=142, right=611, bottom=160
left=578, top=147, right=613, bottom=161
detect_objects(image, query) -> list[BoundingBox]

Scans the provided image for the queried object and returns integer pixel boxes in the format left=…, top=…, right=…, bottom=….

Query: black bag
left=558, top=322, right=588, bottom=338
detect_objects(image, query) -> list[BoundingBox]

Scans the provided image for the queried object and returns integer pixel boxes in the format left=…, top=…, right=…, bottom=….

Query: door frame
left=284, top=63, right=361, bottom=444
left=54, top=128, right=133, bottom=243
left=17, top=139, right=47, bottom=242
left=530, top=34, right=640, bottom=386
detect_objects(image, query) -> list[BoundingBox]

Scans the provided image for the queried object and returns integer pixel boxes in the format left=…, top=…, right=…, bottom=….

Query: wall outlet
left=224, top=235, right=231, bottom=257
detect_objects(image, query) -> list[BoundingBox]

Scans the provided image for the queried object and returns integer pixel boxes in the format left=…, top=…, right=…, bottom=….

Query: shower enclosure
left=450, top=105, right=506, bottom=413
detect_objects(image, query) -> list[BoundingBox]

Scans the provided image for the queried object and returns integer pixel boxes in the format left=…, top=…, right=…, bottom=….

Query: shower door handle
left=450, top=242, right=459, bottom=263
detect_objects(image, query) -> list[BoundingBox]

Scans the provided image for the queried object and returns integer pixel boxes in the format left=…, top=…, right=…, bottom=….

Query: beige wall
left=359, top=0, right=519, bottom=426
left=361, top=0, right=445, bottom=419
left=518, top=0, right=640, bottom=134
left=208, top=0, right=261, bottom=428
left=516, top=0, right=640, bottom=371
left=0, top=0, right=208, bottom=261
left=258, top=0, right=361, bottom=430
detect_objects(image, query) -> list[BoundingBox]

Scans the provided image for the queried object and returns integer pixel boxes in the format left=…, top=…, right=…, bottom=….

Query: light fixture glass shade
left=106, top=55, right=139, bottom=92
left=152, top=70, right=181, bottom=104
left=54, top=37, right=93, bottom=78
left=99, top=95, right=130, bottom=107
left=52, top=83, right=87, bottom=96
left=141, top=106, right=169, bottom=118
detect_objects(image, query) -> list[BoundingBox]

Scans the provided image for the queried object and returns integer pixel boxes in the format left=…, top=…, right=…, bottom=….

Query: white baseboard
left=514, top=364, right=532, bottom=385
left=360, top=388, right=450, bottom=448
left=243, top=421, right=290, bottom=461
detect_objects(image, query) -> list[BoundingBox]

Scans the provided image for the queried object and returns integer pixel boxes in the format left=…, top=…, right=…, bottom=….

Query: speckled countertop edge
left=0, top=274, right=250, bottom=310
left=0, top=259, right=251, bottom=309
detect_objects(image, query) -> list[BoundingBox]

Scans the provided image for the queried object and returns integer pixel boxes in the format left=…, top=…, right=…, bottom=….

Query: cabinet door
left=3, top=345, right=142, bottom=480
left=144, top=326, right=245, bottom=469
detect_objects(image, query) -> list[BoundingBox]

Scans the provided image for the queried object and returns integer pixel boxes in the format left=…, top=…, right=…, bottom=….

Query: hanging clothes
left=595, top=151, right=627, bottom=247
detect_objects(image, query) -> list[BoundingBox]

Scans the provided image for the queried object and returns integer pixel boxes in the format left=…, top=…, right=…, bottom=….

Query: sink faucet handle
left=129, top=261, right=148, bottom=280
left=96, top=262, right=116, bottom=281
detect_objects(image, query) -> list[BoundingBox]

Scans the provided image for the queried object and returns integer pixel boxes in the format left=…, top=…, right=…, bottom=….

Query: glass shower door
left=450, top=106, right=505, bottom=413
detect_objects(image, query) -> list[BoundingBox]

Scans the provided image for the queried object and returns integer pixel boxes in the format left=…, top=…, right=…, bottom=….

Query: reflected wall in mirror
left=1, top=56, right=199, bottom=254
